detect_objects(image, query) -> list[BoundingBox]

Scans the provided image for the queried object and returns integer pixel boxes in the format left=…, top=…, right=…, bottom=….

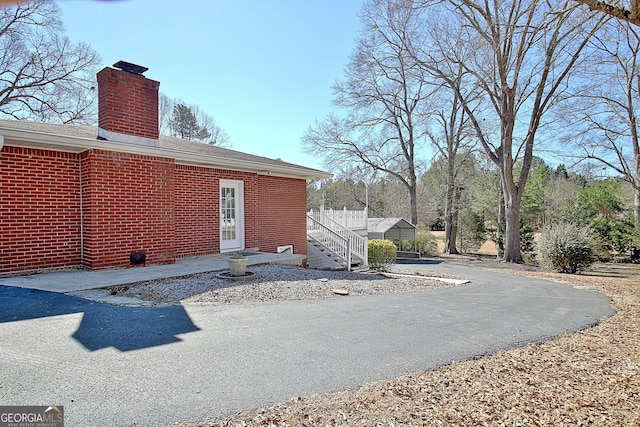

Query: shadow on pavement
left=395, top=259, right=443, bottom=265
left=0, top=286, right=200, bottom=352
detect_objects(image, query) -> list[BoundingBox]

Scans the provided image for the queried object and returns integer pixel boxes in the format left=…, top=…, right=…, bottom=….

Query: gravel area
left=109, top=264, right=463, bottom=305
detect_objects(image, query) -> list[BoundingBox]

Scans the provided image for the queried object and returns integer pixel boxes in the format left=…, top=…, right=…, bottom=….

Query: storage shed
left=367, top=218, right=417, bottom=242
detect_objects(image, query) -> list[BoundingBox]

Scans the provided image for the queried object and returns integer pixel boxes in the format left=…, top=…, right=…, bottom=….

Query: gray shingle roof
left=0, top=119, right=331, bottom=179
left=367, top=217, right=416, bottom=233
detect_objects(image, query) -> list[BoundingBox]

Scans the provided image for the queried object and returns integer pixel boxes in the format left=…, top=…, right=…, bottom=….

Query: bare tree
left=158, top=92, right=173, bottom=136
left=565, top=19, right=640, bottom=220
left=424, top=63, right=481, bottom=254
left=302, top=0, right=431, bottom=225
left=0, top=0, right=100, bottom=124
left=158, top=93, right=230, bottom=146
left=189, top=103, right=231, bottom=146
left=573, top=0, right=640, bottom=25
left=415, top=0, right=604, bottom=262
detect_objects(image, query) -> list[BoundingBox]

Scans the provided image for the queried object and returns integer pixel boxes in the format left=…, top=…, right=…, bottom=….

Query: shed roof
left=367, top=217, right=416, bottom=234
left=0, top=119, right=332, bottom=180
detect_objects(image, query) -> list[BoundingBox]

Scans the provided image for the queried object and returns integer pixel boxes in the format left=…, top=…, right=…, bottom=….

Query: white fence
left=307, top=207, right=368, bottom=230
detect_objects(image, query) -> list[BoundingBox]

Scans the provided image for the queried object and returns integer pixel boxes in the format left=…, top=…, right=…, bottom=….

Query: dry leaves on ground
left=176, top=262, right=640, bottom=427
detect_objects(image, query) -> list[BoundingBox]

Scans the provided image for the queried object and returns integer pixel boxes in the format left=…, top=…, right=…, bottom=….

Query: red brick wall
left=243, top=173, right=259, bottom=250
left=174, top=166, right=260, bottom=257
left=97, top=67, right=160, bottom=140
left=0, top=147, right=82, bottom=274
left=0, top=145, right=309, bottom=274
left=80, top=149, right=175, bottom=269
left=174, top=165, right=217, bottom=256
left=173, top=168, right=307, bottom=257
left=255, top=175, right=308, bottom=255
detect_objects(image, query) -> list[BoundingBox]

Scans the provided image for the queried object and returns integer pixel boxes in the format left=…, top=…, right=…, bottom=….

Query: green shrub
left=368, top=239, right=397, bottom=271
left=391, top=239, right=415, bottom=251
left=589, top=216, right=637, bottom=258
left=538, top=223, right=594, bottom=274
left=459, top=209, right=486, bottom=253
left=520, top=221, right=536, bottom=254
left=416, top=230, right=437, bottom=257
left=520, top=221, right=536, bottom=266
left=400, top=239, right=414, bottom=251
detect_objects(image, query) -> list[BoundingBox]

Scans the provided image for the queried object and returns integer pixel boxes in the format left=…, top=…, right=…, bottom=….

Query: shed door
left=220, top=180, right=244, bottom=252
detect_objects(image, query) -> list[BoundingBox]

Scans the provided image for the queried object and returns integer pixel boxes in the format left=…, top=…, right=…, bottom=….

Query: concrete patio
left=0, top=252, right=302, bottom=292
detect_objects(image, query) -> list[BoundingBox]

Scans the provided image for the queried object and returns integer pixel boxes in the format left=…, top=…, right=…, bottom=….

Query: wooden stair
left=306, top=214, right=368, bottom=272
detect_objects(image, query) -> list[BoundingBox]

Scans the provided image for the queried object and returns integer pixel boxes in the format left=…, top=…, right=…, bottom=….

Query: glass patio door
left=220, top=180, right=244, bottom=252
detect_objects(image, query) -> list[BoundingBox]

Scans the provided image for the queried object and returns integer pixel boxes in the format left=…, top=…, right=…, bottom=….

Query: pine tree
left=169, top=104, right=211, bottom=141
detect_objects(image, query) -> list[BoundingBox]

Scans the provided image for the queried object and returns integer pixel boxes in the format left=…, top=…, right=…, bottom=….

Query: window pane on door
left=221, top=187, right=236, bottom=241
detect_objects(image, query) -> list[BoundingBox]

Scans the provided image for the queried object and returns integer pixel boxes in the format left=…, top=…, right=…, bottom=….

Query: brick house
left=0, top=62, right=330, bottom=275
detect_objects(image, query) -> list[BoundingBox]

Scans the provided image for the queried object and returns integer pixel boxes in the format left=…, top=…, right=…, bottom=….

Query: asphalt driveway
left=0, top=261, right=613, bottom=426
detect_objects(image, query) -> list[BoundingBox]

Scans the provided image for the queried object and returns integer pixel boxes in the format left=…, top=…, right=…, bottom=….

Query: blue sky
left=56, top=0, right=366, bottom=171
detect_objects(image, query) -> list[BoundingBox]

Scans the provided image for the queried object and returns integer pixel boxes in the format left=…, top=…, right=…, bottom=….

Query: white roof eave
left=0, top=127, right=332, bottom=180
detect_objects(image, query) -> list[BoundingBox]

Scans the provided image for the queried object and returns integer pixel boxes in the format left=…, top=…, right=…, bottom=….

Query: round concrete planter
left=217, top=270, right=256, bottom=281
left=228, top=257, right=248, bottom=276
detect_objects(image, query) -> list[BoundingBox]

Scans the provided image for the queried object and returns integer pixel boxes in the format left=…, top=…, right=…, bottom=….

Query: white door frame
left=219, top=179, right=245, bottom=252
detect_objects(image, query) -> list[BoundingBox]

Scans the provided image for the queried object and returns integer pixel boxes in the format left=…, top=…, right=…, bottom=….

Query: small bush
left=520, top=221, right=536, bottom=254
left=368, top=239, right=397, bottom=271
left=538, top=223, right=594, bottom=274
left=459, top=209, right=486, bottom=253
left=400, top=239, right=414, bottom=251
left=520, top=221, right=536, bottom=266
left=416, top=230, right=437, bottom=257
left=589, top=216, right=637, bottom=259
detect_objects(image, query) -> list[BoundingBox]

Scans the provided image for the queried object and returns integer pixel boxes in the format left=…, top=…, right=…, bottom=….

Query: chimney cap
left=113, top=60, right=148, bottom=75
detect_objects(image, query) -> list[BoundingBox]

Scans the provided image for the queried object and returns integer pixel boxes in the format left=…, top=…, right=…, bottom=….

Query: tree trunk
left=444, top=160, right=459, bottom=254
left=635, top=138, right=640, bottom=221
left=635, top=185, right=640, bottom=222
left=445, top=202, right=460, bottom=254
left=445, top=214, right=459, bottom=254
left=503, top=187, right=523, bottom=263
left=496, top=180, right=505, bottom=260
left=409, top=174, right=419, bottom=226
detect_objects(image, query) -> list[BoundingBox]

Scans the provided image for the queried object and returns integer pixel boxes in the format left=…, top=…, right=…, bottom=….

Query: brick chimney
left=97, top=61, right=160, bottom=146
